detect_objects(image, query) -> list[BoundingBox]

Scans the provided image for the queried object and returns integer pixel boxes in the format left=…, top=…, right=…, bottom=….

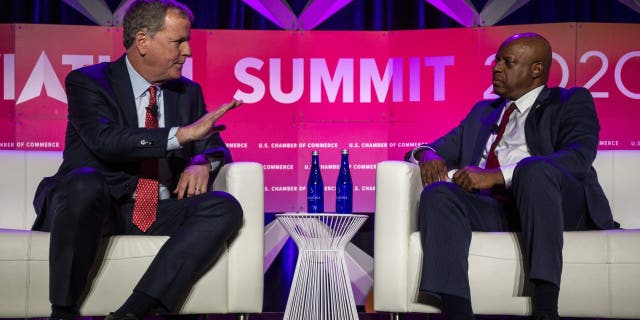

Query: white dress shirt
left=481, top=85, right=543, bottom=187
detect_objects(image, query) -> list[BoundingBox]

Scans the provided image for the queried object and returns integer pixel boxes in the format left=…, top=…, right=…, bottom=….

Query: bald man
left=411, top=33, right=616, bottom=320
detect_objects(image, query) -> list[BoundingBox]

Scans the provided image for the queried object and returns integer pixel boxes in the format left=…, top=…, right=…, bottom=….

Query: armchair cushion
left=0, top=151, right=264, bottom=317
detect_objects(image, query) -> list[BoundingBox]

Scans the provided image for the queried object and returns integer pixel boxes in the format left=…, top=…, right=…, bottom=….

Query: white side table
left=276, top=213, right=368, bottom=320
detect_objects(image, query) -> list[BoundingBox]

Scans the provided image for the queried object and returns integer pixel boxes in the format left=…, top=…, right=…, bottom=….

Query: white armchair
left=374, top=150, right=640, bottom=318
left=0, top=150, right=264, bottom=318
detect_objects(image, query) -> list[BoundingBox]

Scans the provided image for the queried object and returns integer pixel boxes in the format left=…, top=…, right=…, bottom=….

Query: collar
left=505, top=85, right=545, bottom=113
left=125, top=55, right=156, bottom=98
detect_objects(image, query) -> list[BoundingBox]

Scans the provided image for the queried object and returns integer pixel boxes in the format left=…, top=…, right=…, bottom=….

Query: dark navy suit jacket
left=32, top=55, right=231, bottom=230
left=427, top=86, right=615, bottom=229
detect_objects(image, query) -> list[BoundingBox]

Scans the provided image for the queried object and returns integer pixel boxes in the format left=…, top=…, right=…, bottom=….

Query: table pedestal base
left=277, top=213, right=368, bottom=320
left=285, top=250, right=358, bottom=320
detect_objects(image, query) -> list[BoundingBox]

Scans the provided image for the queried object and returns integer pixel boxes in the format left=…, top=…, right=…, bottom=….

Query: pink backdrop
left=1, top=23, right=639, bottom=212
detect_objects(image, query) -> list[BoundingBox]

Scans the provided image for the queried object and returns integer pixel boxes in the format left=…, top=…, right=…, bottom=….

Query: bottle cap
left=341, top=149, right=348, bottom=154
left=312, top=150, right=319, bottom=155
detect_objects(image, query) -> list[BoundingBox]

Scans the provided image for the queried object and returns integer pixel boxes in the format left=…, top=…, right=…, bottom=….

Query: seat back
left=0, top=151, right=62, bottom=230
left=592, top=150, right=640, bottom=229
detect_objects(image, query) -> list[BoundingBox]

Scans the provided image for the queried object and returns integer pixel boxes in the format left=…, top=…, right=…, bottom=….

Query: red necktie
left=485, top=103, right=517, bottom=169
left=132, top=86, right=159, bottom=232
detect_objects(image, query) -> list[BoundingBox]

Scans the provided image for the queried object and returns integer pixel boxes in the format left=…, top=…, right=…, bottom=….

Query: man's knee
left=63, top=167, right=108, bottom=197
left=201, top=191, right=243, bottom=230
left=419, top=182, right=464, bottom=222
left=513, top=157, right=561, bottom=189
left=51, top=167, right=110, bottom=224
left=420, top=181, right=459, bottom=205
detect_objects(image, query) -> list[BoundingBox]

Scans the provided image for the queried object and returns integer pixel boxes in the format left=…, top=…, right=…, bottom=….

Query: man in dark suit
left=412, top=33, right=616, bottom=320
left=31, top=1, right=243, bottom=319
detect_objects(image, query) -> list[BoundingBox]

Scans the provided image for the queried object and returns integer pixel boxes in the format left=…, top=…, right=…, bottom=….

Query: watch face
left=210, top=160, right=221, bottom=172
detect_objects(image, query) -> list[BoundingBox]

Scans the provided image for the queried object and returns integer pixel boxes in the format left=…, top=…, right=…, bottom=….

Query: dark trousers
left=419, top=157, right=594, bottom=301
left=39, top=168, right=243, bottom=310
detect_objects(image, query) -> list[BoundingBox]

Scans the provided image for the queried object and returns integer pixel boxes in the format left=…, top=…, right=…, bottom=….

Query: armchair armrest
left=212, top=162, right=264, bottom=313
left=374, top=161, right=423, bottom=312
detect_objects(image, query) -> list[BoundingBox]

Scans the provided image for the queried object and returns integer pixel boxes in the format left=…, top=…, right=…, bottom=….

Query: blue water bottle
left=307, top=150, right=324, bottom=213
left=335, top=149, right=353, bottom=213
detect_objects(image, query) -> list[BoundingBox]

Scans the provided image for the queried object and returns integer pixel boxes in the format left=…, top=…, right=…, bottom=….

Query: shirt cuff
left=191, top=154, right=222, bottom=172
left=167, top=127, right=181, bottom=151
left=501, top=164, right=517, bottom=188
left=410, top=145, right=436, bottom=164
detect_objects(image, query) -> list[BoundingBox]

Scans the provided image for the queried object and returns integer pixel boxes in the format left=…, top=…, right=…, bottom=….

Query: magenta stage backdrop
left=1, top=23, right=639, bottom=212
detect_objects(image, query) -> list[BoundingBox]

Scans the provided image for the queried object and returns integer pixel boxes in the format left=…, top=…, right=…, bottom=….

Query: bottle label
left=335, top=193, right=352, bottom=213
left=307, top=200, right=324, bottom=213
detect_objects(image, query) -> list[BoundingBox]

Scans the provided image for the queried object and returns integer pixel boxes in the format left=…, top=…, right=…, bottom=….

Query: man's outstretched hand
left=176, top=99, right=242, bottom=144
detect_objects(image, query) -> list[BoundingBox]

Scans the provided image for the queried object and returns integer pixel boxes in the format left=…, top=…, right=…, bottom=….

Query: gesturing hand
left=176, top=99, right=242, bottom=144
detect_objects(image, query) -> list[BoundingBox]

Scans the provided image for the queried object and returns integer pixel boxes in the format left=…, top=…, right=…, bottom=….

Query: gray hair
left=122, top=0, right=194, bottom=49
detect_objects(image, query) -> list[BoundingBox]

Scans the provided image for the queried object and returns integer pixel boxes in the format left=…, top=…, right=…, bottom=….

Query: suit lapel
left=525, top=86, right=551, bottom=155
left=471, top=99, right=505, bottom=165
left=162, top=85, right=180, bottom=128
left=161, top=81, right=189, bottom=163
left=108, top=56, right=138, bottom=128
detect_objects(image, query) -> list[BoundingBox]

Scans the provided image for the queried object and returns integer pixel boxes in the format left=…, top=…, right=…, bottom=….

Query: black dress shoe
left=105, top=312, right=139, bottom=320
